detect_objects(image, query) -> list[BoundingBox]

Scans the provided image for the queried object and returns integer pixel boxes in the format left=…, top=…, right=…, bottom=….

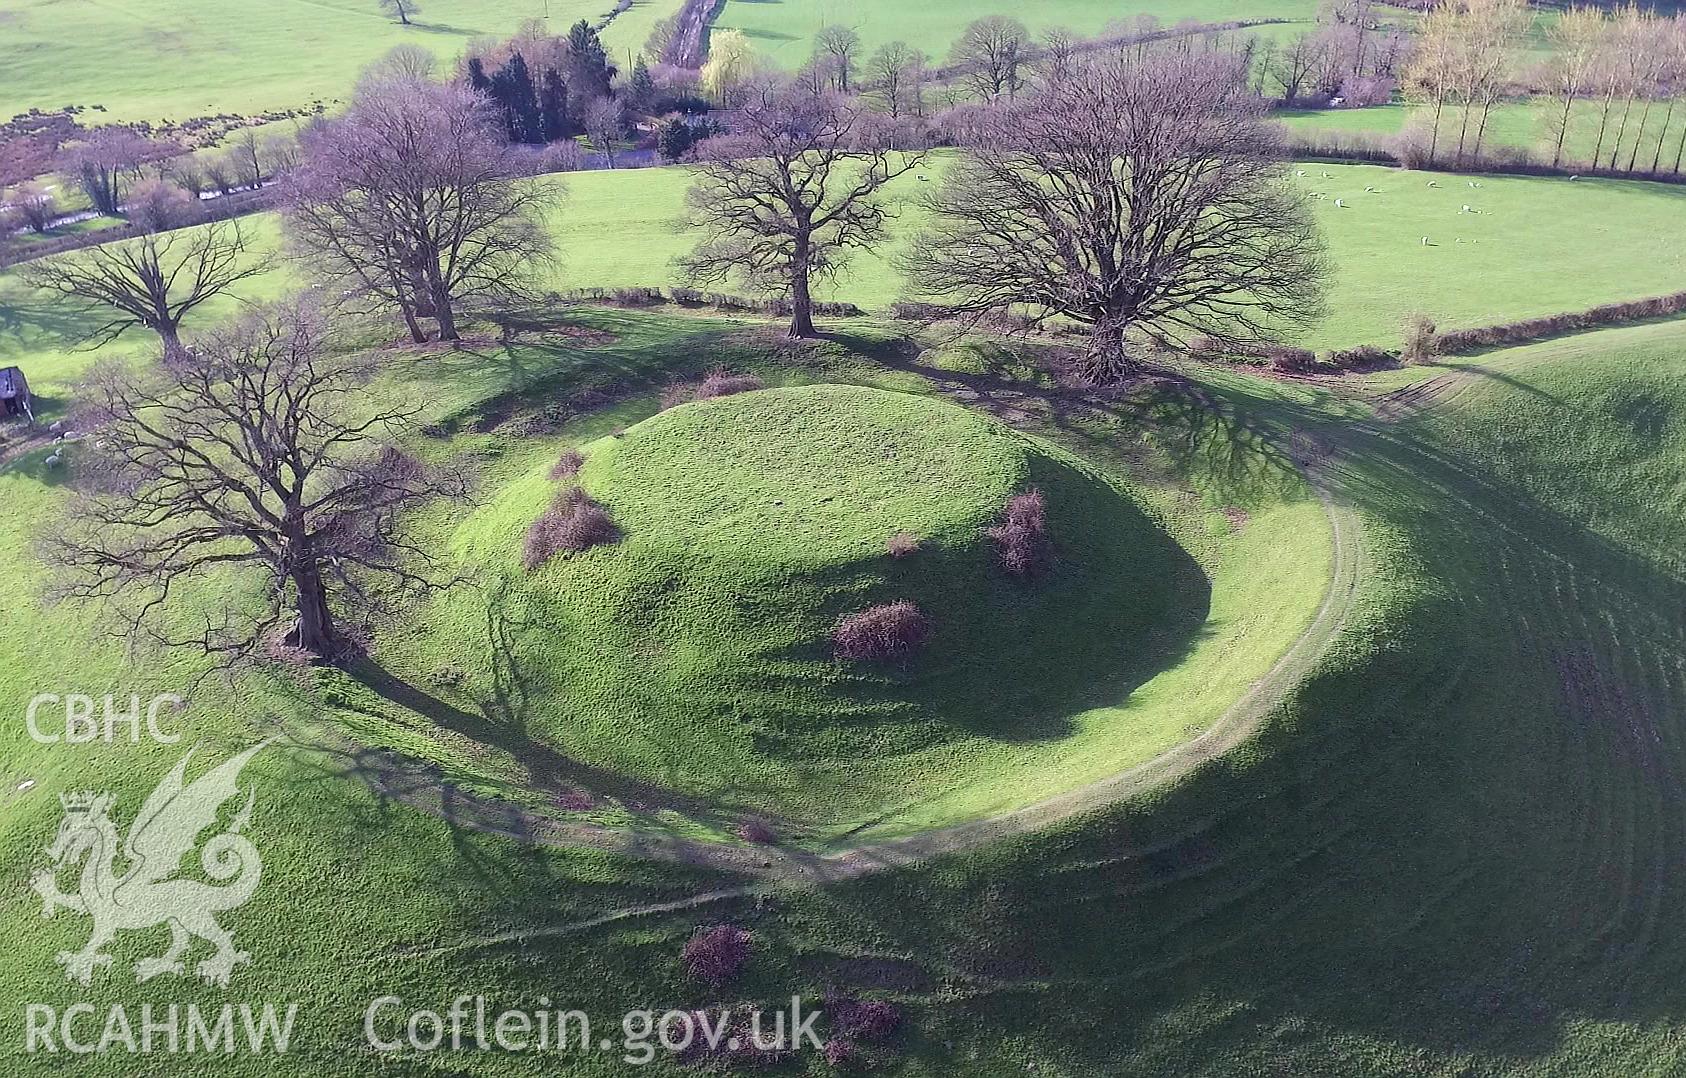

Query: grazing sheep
left=1334, top=198, right=1345, bottom=207
left=1427, top=180, right=1440, bottom=187
left=1364, top=185, right=1377, bottom=192
left=44, top=453, right=62, bottom=470
left=1569, top=174, right=1580, bottom=181
left=1321, top=171, right=1331, bottom=178
left=1421, top=236, right=1430, bottom=245
left=1461, top=204, right=1473, bottom=212
left=1296, top=169, right=1306, bottom=176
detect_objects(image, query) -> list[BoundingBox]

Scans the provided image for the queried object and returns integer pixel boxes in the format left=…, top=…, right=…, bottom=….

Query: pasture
left=6, top=159, right=1686, bottom=383
left=541, top=160, right=1686, bottom=350
left=710, top=0, right=1321, bottom=71
left=0, top=0, right=664, bottom=124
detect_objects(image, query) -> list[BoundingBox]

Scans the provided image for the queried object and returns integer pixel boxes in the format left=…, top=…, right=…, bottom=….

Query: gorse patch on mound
left=434, top=384, right=1211, bottom=825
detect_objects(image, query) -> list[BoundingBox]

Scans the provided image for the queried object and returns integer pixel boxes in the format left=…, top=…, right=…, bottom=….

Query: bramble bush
left=548, top=448, right=585, bottom=479
left=886, top=531, right=921, bottom=558
left=695, top=369, right=765, bottom=399
left=681, top=925, right=751, bottom=987
left=523, top=487, right=619, bottom=569
left=987, top=489, right=1051, bottom=576
left=833, top=601, right=932, bottom=661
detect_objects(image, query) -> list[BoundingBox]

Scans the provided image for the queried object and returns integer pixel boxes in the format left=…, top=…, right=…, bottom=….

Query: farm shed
left=0, top=366, right=31, bottom=421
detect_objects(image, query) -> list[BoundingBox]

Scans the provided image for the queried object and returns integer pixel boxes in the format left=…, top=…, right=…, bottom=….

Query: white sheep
left=1321, top=171, right=1332, bottom=178
left=1364, top=185, right=1377, bottom=192
left=1468, top=180, right=1481, bottom=188
left=1569, top=174, right=1580, bottom=181
left=44, top=453, right=62, bottom=470
left=1421, top=236, right=1430, bottom=245
left=1334, top=198, right=1345, bottom=207
left=1296, top=169, right=1306, bottom=176
left=1427, top=180, right=1440, bottom=187
left=1461, top=204, right=1473, bottom=213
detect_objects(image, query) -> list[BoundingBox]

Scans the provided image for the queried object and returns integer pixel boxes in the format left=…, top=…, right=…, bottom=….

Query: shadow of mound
left=772, top=446, right=1212, bottom=750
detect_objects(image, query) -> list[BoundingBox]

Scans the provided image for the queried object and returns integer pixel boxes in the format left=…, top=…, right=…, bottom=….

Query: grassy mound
left=438, top=384, right=1208, bottom=826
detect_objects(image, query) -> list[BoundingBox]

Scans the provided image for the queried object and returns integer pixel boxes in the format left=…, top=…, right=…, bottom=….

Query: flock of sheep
left=1294, top=168, right=1502, bottom=248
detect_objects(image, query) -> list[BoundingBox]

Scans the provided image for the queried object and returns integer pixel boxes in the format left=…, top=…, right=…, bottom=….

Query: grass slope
left=0, top=0, right=668, bottom=124
left=769, top=320, right=1686, bottom=1075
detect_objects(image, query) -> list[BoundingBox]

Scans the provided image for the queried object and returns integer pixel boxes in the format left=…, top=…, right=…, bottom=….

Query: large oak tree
left=286, top=73, right=553, bottom=343
left=19, top=220, right=265, bottom=355
left=903, top=51, right=1328, bottom=383
left=52, top=301, right=465, bottom=660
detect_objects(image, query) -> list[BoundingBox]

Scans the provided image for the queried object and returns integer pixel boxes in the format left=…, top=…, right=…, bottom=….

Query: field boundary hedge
left=0, top=187, right=274, bottom=268
left=1432, top=290, right=1686, bottom=354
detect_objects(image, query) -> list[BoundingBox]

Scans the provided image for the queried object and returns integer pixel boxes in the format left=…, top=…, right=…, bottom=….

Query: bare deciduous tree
left=51, top=301, right=465, bottom=661
left=815, top=24, right=862, bottom=91
left=582, top=95, right=626, bottom=167
left=1272, top=31, right=1329, bottom=102
left=1038, top=27, right=1081, bottom=86
left=65, top=130, right=178, bottom=216
left=285, top=73, right=555, bottom=343
left=904, top=52, right=1328, bottom=383
left=1545, top=5, right=1606, bottom=168
left=952, top=16, right=1030, bottom=101
left=868, top=40, right=927, bottom=118
left=10, top=181, right=56, bottom=233
left=680, top=83, right=925, bottom=338
left=19, top=220, right=265, bottom=353
left=379, top=0, right=419, bottom=25
left=124, top=178, right=200, bottom=232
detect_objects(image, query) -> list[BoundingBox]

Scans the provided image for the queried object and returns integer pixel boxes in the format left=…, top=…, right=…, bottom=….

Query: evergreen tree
left=627, top=54, right=655, bottom=112
left=492, top=52, right=543, bottom=144
left=657, top=117, right=695, bottom=161
left=466, top=56, right=493, bottom=95
left=539, top=67, right=571, bottom=141
left=564, top=19, right=613, bottom=101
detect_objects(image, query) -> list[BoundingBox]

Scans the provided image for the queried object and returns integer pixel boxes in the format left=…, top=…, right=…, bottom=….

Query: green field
left=1283, top=99, right=1686, bottom=172
left=6, top=159, right=1686, bottom=373
left=5, top=305, right=1685, bottom=1073
left=542, top=161, right=1686, bottom=350
left=711, top=0, right=1319, bottom=71
left=0, top=0, right=669, bottom=124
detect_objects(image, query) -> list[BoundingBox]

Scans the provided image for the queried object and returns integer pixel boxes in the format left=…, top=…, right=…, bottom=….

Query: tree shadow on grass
left=337, top=651, right=785, bottom=832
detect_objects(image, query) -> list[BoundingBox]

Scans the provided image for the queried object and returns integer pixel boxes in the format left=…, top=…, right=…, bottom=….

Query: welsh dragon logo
left=30, top=743, right=269, bottom=987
